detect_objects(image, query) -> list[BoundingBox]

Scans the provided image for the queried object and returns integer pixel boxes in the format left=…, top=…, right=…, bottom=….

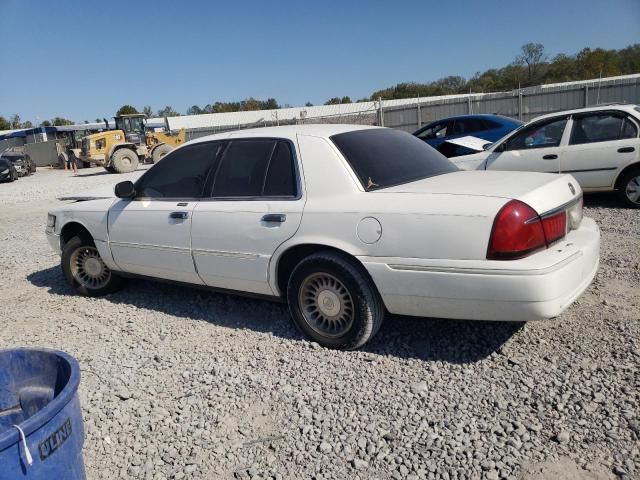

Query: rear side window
left=211, top=139, right=297, bottom=198
left=570, top=113, right=638, bottom=145
left=331, top=128, right=458, bottom=191
left=135, top=142, right=218, bottom=198
left=481, top=119, right=502, bottom=129
left=415, top=121, right=449, bottom=140
left=464, top=118, right=488, bottom=133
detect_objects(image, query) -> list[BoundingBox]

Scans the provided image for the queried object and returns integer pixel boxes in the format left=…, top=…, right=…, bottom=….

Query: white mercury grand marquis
left=46, top=125, right=600, bottom=349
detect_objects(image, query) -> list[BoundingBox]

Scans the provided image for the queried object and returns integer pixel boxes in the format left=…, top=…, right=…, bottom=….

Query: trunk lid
left=376, top=170, right=581, bottom=215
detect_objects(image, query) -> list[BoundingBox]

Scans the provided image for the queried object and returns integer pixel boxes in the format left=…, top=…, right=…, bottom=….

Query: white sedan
left=46, top=125, right=599, bottom=349
left=451, top=104, right=640, bottom=208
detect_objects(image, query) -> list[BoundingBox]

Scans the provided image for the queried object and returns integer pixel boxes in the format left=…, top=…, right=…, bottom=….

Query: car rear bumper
left=360, top=217, right=600, bottom=322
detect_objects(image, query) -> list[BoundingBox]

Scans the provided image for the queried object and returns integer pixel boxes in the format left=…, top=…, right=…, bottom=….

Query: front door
left=191, top=138, right=304, bottom=295
left=485, top=116, right=569, bottom=174
left=108, top=141, right=220, bottom=284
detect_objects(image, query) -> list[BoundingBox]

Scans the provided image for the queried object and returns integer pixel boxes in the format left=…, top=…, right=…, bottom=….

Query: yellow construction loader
left=79, top=114, right=185, bottom=173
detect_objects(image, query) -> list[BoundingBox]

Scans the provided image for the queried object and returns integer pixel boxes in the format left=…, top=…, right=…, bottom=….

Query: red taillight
left=487, top=200, right=546, bottom=260
left=541, top=211, right=567, bottom=245
left=487, top=200, right=569, bottom=260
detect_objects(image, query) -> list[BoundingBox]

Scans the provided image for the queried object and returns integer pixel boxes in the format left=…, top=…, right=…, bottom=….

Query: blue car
left=413, top=114, right=523, bottom=157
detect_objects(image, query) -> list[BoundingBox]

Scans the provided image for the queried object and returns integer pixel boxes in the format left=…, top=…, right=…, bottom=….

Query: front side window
left=504, top=117, right=568, bottom=151
left=331, top=128, right=458, bottom=191
left=570, top=112, right=638, bottom=145
left=135, top=142, right=218, bottom=198
left=211, top=139, right=297, bottom=198
left=416, top=121, right=448, bottom=140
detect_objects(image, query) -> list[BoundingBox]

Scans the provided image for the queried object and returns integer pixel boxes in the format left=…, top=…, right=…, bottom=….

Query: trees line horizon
left=1, top=42, right=638, bottom=131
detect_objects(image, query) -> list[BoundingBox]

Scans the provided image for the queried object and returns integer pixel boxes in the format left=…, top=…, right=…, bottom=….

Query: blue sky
left=0, top=0, right=638, bottom=123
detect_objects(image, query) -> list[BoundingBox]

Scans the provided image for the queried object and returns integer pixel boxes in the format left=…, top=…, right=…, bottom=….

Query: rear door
left=108, top=141, right=219, bottom=283
left=191, top=138, right=304, bottom=295
left=484, top=115, right=570, bottom=174
left=562, top=111, right=640, bottom=189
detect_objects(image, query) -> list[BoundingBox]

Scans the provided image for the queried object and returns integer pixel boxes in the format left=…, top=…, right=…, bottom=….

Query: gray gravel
left=0, top=167, right=638, bottom=480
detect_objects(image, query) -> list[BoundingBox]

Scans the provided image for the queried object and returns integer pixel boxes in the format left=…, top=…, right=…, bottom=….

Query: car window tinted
left=263, top=141, right=297, bottom=197
left=416, top=122, right=448, bottom=139
left=135, top=142, right=218, bottom=198
left=570, top=113, right=638, bottom=145
left=212, top=140, right=275, bottom=197
left=481, top=119, right=502, bottom=129
left=465, top=119, right=487, bottom=133
left=505, top=117, right=568, bottom=150
left=331, top=128, right=458, bottom=191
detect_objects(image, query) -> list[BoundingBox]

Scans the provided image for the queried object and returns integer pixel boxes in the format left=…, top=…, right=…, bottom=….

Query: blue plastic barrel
left=0, top=348, right=86, bottom=479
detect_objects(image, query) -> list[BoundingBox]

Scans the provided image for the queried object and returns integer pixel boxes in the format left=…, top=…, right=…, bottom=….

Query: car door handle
left=618, top=147, right=635, bottom=153
left=542, top=154, right=558, bottom=160
left=169, top=211, right=189, bottom=220
left=261, top=214, right=286, bottom=223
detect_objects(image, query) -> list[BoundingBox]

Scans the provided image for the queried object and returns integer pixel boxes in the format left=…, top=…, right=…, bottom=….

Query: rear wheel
left=286, top=251, right=384, bottom=350
left=618, top=168, right=640, bottom=208
left=62, top=236, right=123, bottom=296
left=152, top=144, right=172, bottom=163
left=111, top=148, right=139, bottom=173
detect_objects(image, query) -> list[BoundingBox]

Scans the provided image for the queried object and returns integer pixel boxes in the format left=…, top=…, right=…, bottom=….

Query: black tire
left=111, top=148, right=139, bottom=173
left=152, top=144, right=172, bottom=163
left=618, top=168, right=640, bottom=208
left=82, top=161, right=91, bottom=169
left=286, top=251, right=384, bottom=350
left=61, top=236, right=124, bottom=296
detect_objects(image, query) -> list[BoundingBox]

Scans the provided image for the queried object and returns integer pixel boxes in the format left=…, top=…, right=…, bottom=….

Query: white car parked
left=46, top=125, right=600, bottom=349
left=451, top=104, right=640, bottom=207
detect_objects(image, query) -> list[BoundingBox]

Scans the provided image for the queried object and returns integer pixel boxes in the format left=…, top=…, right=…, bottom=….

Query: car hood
left=373, top=170, right=581, bottom=215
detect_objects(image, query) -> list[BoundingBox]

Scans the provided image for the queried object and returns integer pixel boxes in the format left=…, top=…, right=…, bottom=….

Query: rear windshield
left=331, top=128, right=458, bottom=190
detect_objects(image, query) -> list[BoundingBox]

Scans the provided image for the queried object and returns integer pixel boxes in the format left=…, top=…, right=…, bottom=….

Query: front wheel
left=619, top=168, right=640, bottom=208
left=286, top=251, right=384, bottom=350
left=62, top=236, right=124, bottom=296
left=152, top=144, right=173, bottom=163
left=111, top=148, right=139, bottom=174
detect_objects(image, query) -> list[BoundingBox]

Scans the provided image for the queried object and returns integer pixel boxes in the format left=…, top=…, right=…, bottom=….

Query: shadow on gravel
left=28, top=265, right=522, bottom=363
left=583, top=192, right=626, bottom=209
left=74, top=171, right=111, bottom=178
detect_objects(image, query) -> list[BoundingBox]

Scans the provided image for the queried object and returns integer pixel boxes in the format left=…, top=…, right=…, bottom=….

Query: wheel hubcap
left=299, top=273, right=354, bottom=337
left=625, top=175, right=640, bottom=204
left=70, top=246, right=111, bottom=290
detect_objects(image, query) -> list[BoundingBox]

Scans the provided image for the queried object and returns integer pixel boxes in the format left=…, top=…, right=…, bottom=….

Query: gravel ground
left=0, top=167, right=638, bottom=480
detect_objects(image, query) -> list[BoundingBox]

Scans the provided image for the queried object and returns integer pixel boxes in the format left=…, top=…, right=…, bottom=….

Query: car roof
left=529, top=104, right=639, bottom=123
left=187, top=124, right=381, bottom=145
left=419, top=114, right=521, bottom=127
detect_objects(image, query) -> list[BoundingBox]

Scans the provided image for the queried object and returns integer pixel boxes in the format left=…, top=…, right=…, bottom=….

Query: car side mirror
left=115, top=181, right=136, bottom=199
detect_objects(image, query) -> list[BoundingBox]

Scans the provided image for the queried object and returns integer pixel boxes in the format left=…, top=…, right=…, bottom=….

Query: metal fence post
left=417, top=97, right=422, bottom=129
left=584, top=85, right=589, bottom=107
left=378, top=97, right=384, bottom=127
left=518, top=88, right=523, bottom=121
left=467, top=94, right=472, bottom=114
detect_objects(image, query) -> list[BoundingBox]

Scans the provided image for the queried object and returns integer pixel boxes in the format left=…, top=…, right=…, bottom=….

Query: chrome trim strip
left=109, top=241, right=190, bottom=253
left=192, top=248, right=260, bottom=260
left=387, top=251, right=582, bottom=276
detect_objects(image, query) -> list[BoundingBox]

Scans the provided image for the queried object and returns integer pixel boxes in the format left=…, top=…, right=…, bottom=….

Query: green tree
left=186, top=105, right=204, bottom=115
left=94, top=118, right=102, bottom=123
left=142, top=106, right=153, bottom=118
left=41, top=120, right=52, bottom=127
left=515, top=43, right=546, bottom=80
left=51, top=117, right=74, bottom=126
left=22, top=120, right=33, bottom=128
left=0, top=116, right=10, bottom=130
left=10, top=114, right=21, bottom=128
left=156, top=106, right=180, bottom=117
left=116, top=105, right=139, bottom=116
left=324, top=97, right=342, bottom=105
left=305, top=101, right=314, bottom=107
